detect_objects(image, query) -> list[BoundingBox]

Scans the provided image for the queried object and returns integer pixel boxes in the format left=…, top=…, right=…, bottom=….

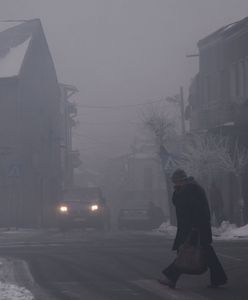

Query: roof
left=0, top=36, right=31, bottom=77
left=0, top=21, right=25, bottom=33
left=0, top=19, right=40, bottom=78
left=198, top=17, right=248, bottom=48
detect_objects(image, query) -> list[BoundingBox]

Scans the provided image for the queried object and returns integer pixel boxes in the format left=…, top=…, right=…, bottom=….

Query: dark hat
left=171, top=169, right=187, bottom=183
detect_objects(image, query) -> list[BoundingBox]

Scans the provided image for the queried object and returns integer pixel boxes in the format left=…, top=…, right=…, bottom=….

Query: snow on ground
left=153, top=221, right=177, bottom=237
left=0, top=258, right=34, bottom=300
left=152, top=220, right=248, bottom=240
left=213, top=221, right=248, bottom=239
left=0, top=281, right=33, bottom=300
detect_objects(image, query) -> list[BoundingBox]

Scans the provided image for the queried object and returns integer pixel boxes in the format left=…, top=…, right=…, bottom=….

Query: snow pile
left=231, top=224, right=248, bottom=238
left=0, top=258, right=34, bottom=300
left=0, top=282, right=33, bottom=300
left=213, top=221, right=248, bottom=239
left=212, top=221, right=237, bottom=238
left=155, top=221, right=177, bottom=237
left=152, top=220, right=248, bottom=240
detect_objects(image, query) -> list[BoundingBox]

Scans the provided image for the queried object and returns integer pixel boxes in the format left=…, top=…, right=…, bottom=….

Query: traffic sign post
left=7, top=163, right=21, bottom=228
left=159, top=145, right=178, bottom=225
left=159, top=145, right=178, bottom=174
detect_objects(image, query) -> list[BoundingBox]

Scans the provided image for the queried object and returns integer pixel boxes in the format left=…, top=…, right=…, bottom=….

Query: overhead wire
left=76, top=98, right=164, bottom=109
left=76, top=120, right=140, bottom=125
left=73, top=132, right=126, bottom=147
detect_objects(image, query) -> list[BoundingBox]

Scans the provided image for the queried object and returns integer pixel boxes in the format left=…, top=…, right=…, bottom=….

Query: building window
left=203, top=75, right=210, bottom=104
left=230, top=61, right=245, bottom=99
left=212, top=72, right=220, bottom=102
left=144, top=167, right=153, bottom=190
left=230, top=63, right=237, bottom=98
left=238, top=60, right=245, bottom=97
left=220, top=69, right=226, bottom=101
left=245, top=57, right=248, bottom=97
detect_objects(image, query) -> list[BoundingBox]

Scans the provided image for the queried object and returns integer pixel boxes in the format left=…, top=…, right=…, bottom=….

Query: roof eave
left=0, top=76, right=19, bottom=83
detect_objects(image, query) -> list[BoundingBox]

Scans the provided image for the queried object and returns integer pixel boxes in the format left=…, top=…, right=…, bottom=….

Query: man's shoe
left=157, top=277, right=176, bottom=289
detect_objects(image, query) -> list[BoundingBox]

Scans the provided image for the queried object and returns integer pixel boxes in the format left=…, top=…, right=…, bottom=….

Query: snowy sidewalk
left=212, top=221, right=248, bottom=240
left=150, top=221, right=248, bottom=240
left=0, top=257, right=55, bottom=300
left=0, top=258, right=34, bottom=300
left=0, top=228, right=60, bottom=299
left=0, top=228, right=61, bottom=245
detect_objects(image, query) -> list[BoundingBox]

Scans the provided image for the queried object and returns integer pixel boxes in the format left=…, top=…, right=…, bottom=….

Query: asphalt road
left=0, top=230, right=247, bottom=300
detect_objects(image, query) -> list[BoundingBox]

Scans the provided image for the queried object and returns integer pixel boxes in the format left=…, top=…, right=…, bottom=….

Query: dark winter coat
left=172, top=178, right=212, bottom=250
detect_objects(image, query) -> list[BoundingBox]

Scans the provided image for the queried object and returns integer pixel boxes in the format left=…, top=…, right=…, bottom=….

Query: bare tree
left=218, top=140, right=248, bottom=225
left=142, top=100, right=248, bottom=226
left=181, top=134, right=227, bottom=183
left=141, top=101, right=180, bottom=224
left=141, top=100, right=178, bottom=147
left=181, top=134, right=248, bottom=225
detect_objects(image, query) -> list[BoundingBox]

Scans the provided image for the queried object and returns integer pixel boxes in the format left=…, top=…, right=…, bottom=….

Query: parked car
left=118, top=207, right=150, bottom=230
left=57, top=187, right=106, bottom=231
left=118, top=201, right=165, bottom=230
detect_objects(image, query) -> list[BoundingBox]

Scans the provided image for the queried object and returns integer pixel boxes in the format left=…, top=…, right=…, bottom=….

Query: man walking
left=159, top=169, right=227, bottom=289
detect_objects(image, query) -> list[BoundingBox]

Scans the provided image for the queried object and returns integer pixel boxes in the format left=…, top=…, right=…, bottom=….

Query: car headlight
left=59, top=205, right=68, bottom=213
left=90, top=204, right=99, bottom=212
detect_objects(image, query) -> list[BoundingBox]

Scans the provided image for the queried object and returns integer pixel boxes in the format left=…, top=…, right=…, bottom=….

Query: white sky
left=0, top=0, right=248, bottom=165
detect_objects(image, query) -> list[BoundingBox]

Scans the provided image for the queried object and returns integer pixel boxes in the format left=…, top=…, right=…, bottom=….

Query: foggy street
left=0, top=230, right=247, bottom=300
left=1, top=1, right=248, bottom=299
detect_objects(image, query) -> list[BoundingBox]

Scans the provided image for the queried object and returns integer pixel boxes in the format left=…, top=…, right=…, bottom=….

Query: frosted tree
left=180, top=134, right=227, bottom=184
left=218, top=140, right=248, bottom=225
left=141, top=100, right=248, bottom=226
left=141, top=101, right=176, bottom=147
left=141, top=101, right=180, bottom=224
left=181, top=134, right=248, bottom=225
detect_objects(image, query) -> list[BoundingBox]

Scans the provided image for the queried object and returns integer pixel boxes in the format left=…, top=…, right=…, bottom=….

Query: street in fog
left=1, top=1, right=248, bottom=299
left=0, top=230, right=247, bottom=300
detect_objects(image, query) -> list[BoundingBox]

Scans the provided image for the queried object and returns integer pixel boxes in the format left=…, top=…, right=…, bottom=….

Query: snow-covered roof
left=0, top=21, right=24, bottom=33
left=0, top=20, right=40, bottom=78
left=198, top=17, right=248, bottom=47
left=0, top=36, right=31, bottom=78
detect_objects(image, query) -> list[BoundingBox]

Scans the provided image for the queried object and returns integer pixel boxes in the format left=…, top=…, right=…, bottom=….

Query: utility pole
left=180, top=86, right=185, bottom=135
left=165, top=86, right=186, bottom=135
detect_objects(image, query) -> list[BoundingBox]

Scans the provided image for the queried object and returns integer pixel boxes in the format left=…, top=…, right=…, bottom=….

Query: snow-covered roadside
left=152, top=221, right=177, bottom=237
left=213, top=221, right=248, bottom=240
left=0, top=257, right=54, bottom=300
left=151, top=220, right=248, bottom=240
left=0, top=281, right=33, bottom=300
left=0, top=258, right=34, bottom=300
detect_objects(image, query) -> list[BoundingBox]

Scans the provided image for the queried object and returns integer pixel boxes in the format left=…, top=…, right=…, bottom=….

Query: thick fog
left=1, top=0, right=248, bottom=166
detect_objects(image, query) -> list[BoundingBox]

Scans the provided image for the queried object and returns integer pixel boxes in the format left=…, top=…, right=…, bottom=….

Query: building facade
left=59, top=84, right=81, bottom=190
left=103, top=145, right=170, bottom=228
left=0, top=19, right=62, bottom=227
left=188, top=17, right=248, bottom=223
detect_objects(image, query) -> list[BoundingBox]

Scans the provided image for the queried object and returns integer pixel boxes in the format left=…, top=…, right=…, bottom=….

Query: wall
left=17, top=24, right=61, bottom=226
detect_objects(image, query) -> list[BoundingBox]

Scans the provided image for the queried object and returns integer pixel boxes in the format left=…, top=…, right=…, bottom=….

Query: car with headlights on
left=57, top=187, right=106, bottom=230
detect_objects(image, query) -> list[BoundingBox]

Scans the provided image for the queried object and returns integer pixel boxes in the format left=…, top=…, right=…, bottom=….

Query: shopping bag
left=174, top=230, right=207, bottom=275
